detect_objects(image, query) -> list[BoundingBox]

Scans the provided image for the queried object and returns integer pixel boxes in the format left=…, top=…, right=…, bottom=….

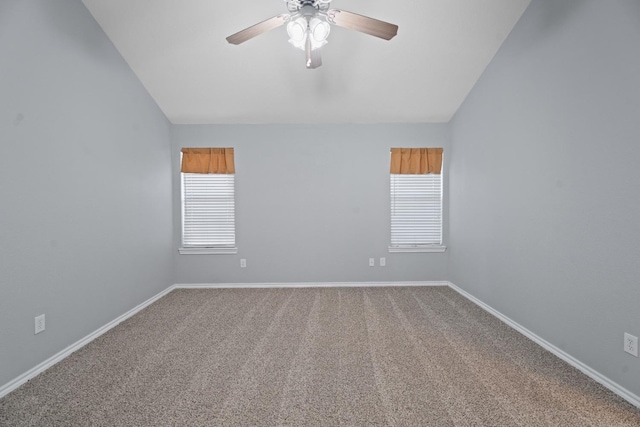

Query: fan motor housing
left=287, top=0, right=331, bottom=13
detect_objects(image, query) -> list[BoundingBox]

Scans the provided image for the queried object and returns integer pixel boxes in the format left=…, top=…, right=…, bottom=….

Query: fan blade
left=327, top=9, right=398, bottom=40
left=305, top=37, right=322, bottom=69
left=309, top=49, right=322, bottom=69
left=226, top=14, right=290, bottom=45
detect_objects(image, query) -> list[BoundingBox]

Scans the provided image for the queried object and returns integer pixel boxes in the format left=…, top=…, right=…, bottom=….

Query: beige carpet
left=1, top=287, right=639, bottom=426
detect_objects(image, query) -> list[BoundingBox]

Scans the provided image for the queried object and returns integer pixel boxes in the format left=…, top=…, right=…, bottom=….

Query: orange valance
left=390, top=148, right=443, bottom=174
left=181, top=148, right=235, bottom=174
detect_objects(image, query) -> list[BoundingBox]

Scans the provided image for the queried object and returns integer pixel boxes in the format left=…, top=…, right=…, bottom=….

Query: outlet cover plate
left=624, top=333, right=638, bottom=357
left=369, top=258, right=375, bottom=267
left=35, top=314, right=45, bottom=334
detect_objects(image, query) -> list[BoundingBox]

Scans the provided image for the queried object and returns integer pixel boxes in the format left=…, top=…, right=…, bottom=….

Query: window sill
left=388, top=246, right=447, bottom=253
left=179, top=247, right=238, bottom=255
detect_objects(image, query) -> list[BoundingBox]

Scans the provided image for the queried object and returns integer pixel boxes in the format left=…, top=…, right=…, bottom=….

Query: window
left=180, top=169, right=237, bottom=255
left=390, top=172, right=444, bottom=253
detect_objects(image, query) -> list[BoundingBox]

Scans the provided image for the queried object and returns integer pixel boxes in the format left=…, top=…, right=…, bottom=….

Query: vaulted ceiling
left=82, top=0, right=530, bottom=124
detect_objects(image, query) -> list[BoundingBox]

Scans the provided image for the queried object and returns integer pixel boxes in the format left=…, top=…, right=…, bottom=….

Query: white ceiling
left=82, top=0, right=530, bottom=124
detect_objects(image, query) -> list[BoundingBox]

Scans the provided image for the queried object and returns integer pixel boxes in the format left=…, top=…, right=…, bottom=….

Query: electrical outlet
left=369, top=258, right=375, bottom=267
left=380, top=257, right=386, bottom=267
left=240, top=259, right=247, bottom=268
left=624, top=333, right=638, bottom=357
left=35, top=314, right=45, bottom=335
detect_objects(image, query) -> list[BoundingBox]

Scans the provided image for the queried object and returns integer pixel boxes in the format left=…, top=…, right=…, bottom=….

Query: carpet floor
left=1, top=287, right=639, bottom=426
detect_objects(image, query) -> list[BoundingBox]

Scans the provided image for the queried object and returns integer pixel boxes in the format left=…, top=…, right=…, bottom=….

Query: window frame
left=178, top=168, right=237, bottom=255
left=389, top=172, right=446, bottom=253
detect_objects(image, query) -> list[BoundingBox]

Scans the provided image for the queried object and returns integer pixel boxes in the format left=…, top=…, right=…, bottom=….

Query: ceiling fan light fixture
left=309, top=17, right=330, bottom=43
left=288, top=16, right=327, bottom=51
left=287, top=18, right=307, bottom=44
left=227, top=0, right=398, bottom=68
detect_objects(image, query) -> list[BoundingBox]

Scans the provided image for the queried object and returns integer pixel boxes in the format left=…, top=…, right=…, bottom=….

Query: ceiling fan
left=226, top=0, right=398, bottom=69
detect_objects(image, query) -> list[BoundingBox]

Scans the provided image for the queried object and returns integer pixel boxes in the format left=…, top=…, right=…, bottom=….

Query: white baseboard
left=174, top=281, right=449, bottom=289
left=0, top=285, right=176, bottom=399
left=3, top=280, right=638, bottom=410
left=0, top=281, right=444, bottom=399
left=447, top=282, right=640, bottom=409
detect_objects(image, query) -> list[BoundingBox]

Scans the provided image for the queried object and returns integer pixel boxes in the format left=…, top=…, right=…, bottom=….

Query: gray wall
left=172, top=124, right=449, bottom=284
left=450, top=0, right=640, bottom=397
left=0, top=1, right=173, bottom=387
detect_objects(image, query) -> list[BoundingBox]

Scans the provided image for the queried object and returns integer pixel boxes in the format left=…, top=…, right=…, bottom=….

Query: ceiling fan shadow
left=279, top=42, right=358, bottom=103
left=309, top=31, right=365, bottom=93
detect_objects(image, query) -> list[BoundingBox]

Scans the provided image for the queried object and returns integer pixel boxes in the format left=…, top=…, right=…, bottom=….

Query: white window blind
left=390, top=174, right=442, bottom=248
left=182, top=173, right=235, bottom=248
